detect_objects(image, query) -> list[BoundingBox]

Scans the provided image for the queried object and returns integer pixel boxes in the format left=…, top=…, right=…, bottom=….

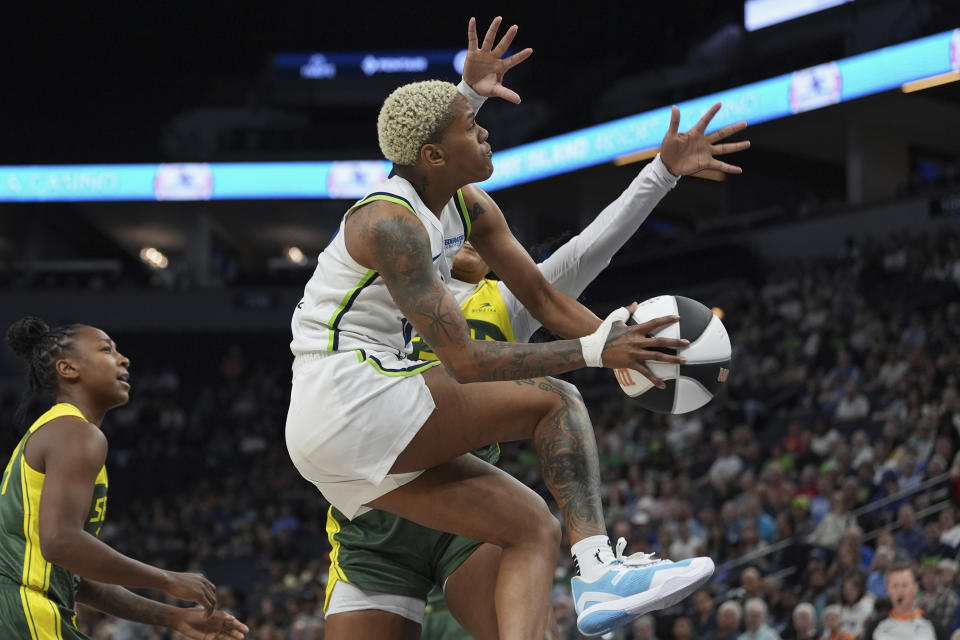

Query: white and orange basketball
left=615, top=295, right=731, bottom=414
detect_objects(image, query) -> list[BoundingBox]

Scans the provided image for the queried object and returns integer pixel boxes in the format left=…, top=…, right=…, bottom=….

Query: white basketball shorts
left=286, top=349, right=440, bottom=519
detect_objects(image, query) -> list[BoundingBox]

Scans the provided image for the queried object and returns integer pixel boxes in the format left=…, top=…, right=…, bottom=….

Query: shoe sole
left=576, top=557, right=715, bottom=637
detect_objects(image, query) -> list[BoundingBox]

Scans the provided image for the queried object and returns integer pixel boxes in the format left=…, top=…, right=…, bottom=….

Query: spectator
left=807, top=492, right=857, bottom=550
left=781, top=420, right=811, bottom=457
left=553, top=595, right=586, bottom=640
left=671, top=519, right=705, bottom=560
left=923, top=520, right=955, bottom=564
left=842, top=526, right=875, bottom=574
left=939, top=559, right=959, bottom=594
left=710, top=432, right=745, bottom=486
left=828, top=545, right=864, bottom=587
left=825, top=352, right=862, bottom=395
left=736, top=568, right=765, bottom=604
left=632, top=614, right=659, bottom=640
left=764, top=576, right=789, bottom=632
left=740, top=598, right=782, bottom=640
left=867, top=547, right=895, bottom=600
left=841, top=477, right=867, bottom=514
left=877, top=472, right=907, bottom=524
left=840, top=571, right=876, bottom=638
left=712, top=600, right=744, bottom=640
left=919, top=563, right=959, bottom=632
left=800, top=567, right=834, bottom=617
left=863, top=564, right=946, bottom=640
left=852, top=431, right=875, bottom=470
left=810, top=477, right=836, bottom=524
left=782, top=602, right=818, bottom=640
left=822, top=604, right=856, bottom=640
left=808, top=548, right=831, bottom=582
left=835, top=383, right=870, bottom=423
left=673, top=615, right=694, bottom=640
left=896, top=505, right=930, bottom=558
left=792, top=498, right=818, bottom=542
left=879, top=351, right=910, bottom=389
left=876, top=530, right=912, bottom=563
left=900, top=453, right=925, bottom=493
left=747, top=494, right=779, bottom=544
left=692, top=590, right=718, bottom=639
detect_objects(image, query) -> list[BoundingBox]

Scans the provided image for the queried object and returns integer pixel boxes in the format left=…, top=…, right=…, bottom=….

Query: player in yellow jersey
left=0, top=316, right=248, bottom=640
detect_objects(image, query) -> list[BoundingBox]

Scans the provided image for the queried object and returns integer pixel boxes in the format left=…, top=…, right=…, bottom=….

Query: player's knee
left=495, top=494, right=560, bottom=549
left=522, top=498, right=562, bottom=549
left=544, top=377, right=588, bottom=414
left=539, top=508, right=562, bottom=548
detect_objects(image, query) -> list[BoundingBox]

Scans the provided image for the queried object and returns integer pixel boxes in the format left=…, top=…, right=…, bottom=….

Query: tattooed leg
left=530, top=378, right=606, bottom=542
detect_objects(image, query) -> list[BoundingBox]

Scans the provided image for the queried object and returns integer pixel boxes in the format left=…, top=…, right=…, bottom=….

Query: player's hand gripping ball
left=615, top=295, right=731, bottom=414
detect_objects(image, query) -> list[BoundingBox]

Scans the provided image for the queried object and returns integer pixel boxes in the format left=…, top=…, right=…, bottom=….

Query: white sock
left=571, top=535, right=616, bottom=581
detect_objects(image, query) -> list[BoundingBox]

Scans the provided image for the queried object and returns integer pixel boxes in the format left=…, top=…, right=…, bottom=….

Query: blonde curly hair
left=377, top=80, right=460, bottom=166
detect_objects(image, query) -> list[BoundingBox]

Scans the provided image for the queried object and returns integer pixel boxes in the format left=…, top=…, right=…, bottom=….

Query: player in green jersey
left=1, top=316, right=248, bottom=640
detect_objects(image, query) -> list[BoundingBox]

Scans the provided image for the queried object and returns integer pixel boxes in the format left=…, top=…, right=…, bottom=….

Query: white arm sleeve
left=457, top=79, right=487, bottom=114
left=505, top=154, right=679, bottom=342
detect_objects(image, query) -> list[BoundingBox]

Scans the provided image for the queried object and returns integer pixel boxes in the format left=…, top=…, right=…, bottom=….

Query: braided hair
left=6, top=316, right=84, bottom=423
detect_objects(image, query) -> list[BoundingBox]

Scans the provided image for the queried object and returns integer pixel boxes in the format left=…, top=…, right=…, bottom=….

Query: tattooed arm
left=345, top=200, right=584, bottom=381
left=343, top=200, right=685, bottom=382
left=76, top=579, right=248, bottom=639
left=462, top=184, right=605, bottom=339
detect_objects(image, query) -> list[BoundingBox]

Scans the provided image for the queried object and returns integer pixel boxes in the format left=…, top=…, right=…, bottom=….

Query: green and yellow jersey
left=325, top=278, right=518, bottom=612
left=0, top=403, right=108, bottom=640
left=410, top=277, right=516, bottom=361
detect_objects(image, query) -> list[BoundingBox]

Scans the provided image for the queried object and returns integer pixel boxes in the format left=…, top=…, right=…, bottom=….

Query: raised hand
left=162, top=571, right=217, bottom=614
left=659, top=103, right=750, bottom=176
left=462, top=16, right=533, bottom=104
left=173, top=607, right=250, bottom=640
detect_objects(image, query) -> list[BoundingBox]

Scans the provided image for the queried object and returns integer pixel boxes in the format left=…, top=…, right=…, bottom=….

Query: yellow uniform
left=0, top=403, right=108, bottom=640
left=410, top=277, right=517, bottom=361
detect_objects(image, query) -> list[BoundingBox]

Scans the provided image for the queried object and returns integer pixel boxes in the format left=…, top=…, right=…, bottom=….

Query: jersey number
left=89, top=496, right=107, bottom=524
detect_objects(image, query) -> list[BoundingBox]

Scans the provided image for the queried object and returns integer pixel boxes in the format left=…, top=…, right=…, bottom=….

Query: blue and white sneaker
left=571, top=538, right=715, bottom=637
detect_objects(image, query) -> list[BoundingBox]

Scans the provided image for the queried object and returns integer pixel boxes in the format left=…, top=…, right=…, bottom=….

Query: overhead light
left=139, top=247, right=169, bottom=269
left=902, top=70, right=960, bottom=93
left=285, top=246, right=308, bottom=266
left=614, top=148, right=726, bottom=181
left=613, top=146, right=660, bottom=167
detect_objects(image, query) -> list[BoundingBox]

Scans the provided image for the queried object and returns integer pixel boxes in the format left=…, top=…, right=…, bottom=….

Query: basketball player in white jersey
left=286, top=16, right=749, bottom=639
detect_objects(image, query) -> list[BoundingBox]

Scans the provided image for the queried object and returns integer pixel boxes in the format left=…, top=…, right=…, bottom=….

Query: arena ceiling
left=2, top=2, right=959, bottom=275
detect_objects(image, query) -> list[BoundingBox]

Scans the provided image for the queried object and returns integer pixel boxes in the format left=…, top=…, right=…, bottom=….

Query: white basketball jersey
left=291, top=175, right=471, bottom=357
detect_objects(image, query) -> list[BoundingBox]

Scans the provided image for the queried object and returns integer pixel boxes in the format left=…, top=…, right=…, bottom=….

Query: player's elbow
left=39, top=526, right=73, bottom=565
left=433, top=350, right=481, bottom=384
left=524, top=288, right=558, bottom=324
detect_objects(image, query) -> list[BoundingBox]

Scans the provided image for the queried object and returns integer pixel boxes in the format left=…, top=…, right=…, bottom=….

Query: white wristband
left=579, top=307, right=631, bottom=367
left=457, top=79, right=487, bottom=114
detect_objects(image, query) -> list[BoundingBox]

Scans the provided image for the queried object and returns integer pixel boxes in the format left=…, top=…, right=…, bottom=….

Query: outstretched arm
left=76, top=580, right=248, bottom=639
left=499, top=103, right=750, bottom=340
left=505, top=155, right=678, bottom=342
left=461, top=16, right=533, bottom=104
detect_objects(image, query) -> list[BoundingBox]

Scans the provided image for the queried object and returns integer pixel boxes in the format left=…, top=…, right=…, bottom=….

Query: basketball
left=614, top=295, right=731, bottom=414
